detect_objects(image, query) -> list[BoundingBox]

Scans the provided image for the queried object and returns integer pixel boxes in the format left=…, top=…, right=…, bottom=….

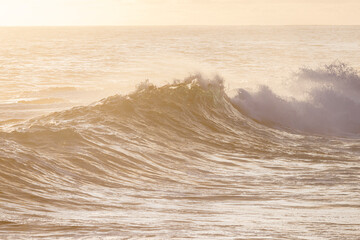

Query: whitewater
left=0, top=26, right=359, bottom=239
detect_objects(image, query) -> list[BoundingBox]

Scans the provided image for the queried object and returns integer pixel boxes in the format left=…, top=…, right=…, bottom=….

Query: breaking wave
left=5, top=62, right=360, bottom=141
left=1, top=63, right=360, bottom=162
left=232, top=62, right=360, bottom=136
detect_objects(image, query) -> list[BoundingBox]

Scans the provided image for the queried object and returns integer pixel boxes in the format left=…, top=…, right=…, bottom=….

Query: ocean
left=0, top=26, right=359, bottom=239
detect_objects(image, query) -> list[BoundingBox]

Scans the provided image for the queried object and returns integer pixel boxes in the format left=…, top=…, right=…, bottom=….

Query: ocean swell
left=0, top=75, right=249, bottom=188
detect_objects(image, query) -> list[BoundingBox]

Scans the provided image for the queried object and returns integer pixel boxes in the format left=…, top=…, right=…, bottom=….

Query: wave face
left=232, top=62, right=360, bottom=136
left=1, top=75, right=360, bottom=239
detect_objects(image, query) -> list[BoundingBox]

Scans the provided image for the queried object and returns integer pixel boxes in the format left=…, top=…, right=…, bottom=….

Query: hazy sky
left=0, top=0, right=359, bottom=26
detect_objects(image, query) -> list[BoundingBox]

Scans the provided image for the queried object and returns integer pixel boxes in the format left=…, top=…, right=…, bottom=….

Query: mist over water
left=0, top=26, right=360, bottom=239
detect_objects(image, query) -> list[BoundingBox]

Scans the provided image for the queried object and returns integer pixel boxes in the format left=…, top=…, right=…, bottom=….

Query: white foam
left=231, top=62, right=360, bottom=136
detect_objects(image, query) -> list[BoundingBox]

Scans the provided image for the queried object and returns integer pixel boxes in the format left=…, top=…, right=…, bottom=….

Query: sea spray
left=231, top=62, right=360, bottom=136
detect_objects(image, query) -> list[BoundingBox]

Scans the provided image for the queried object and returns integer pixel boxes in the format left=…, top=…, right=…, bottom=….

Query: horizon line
left=1, top=24, right=360, bottom=27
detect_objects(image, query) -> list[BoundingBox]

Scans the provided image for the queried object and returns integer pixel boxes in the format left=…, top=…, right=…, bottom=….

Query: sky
left=0, top=0, right=359, bottom=26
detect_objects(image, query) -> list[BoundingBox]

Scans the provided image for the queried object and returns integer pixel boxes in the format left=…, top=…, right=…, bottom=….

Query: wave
left=1, top=63, right=359, bottom=161
left=2, top=64, right=360, bottom=153
left=1, top=75, right=273, bottom=208
left=1, top=65, right=359, bottom=168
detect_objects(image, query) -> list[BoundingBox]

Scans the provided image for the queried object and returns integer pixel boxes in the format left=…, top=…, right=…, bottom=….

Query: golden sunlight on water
left=0, top=26, right=360, bottom=239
